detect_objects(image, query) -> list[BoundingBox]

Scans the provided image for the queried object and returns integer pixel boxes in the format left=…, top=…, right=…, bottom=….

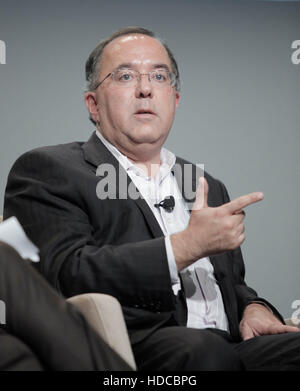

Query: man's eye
left=118, top=72, right=133, bottom=82
left=154, top=72, right=167, bottom=82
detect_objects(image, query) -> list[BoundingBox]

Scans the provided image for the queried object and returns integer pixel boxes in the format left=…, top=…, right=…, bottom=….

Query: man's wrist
left=170, top=230, right=199, bottom=271
left=249, top=300, right=274, bottom=314
left=243, top=301, right=273, bottom=319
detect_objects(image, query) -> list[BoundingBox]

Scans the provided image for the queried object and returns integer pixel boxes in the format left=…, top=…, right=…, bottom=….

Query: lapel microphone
left=154, top=196, right=175, bottom=213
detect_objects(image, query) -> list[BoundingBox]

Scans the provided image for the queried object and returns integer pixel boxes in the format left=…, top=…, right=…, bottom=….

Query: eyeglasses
left=94, top=68, right=177, bottom=89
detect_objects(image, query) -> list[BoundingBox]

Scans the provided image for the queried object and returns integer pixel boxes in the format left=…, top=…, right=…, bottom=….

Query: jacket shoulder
left=15, top=141, right=83, bottom=162
left=9, top=141, right=86, bottom=174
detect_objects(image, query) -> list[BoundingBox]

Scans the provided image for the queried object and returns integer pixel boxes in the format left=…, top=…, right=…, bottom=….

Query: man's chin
left=126, top=130, right=163, bottom=145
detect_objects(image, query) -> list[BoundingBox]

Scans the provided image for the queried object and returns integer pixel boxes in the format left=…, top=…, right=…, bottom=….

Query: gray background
left=0, top=0, right=299, bottom=318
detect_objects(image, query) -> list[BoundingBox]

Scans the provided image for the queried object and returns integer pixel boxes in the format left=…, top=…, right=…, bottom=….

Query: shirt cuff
left=165, top=236, right=181, bottom=287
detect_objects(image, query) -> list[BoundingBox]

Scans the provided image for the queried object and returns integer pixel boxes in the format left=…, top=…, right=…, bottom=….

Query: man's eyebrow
left=114, top=63, right=171, bottom=72
left=115, top=63, right=134, bottom=71
left=152, top=64, right=171, bottom=72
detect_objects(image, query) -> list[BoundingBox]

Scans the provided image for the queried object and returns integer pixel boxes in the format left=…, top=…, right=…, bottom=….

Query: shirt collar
left=95, top=130, right=176, bottom=181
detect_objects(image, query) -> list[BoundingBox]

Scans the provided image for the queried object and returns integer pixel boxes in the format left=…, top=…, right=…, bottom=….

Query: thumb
left=193, top=176, right=209, bottom=211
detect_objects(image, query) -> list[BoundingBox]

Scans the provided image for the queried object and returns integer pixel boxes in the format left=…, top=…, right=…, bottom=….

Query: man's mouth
left=134, top=109, right=155, bottom=115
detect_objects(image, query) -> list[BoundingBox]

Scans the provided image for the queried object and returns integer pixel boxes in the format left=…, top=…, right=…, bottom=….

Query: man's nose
left=135, top=74, right=153, bottom=98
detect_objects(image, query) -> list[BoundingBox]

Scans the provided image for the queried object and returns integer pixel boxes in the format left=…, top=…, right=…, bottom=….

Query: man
left=4, top=26, right=300, bottom=370
left=0, top=239, right=131, bottom=371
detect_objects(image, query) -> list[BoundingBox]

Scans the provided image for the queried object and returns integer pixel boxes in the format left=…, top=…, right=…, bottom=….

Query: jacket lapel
left=82, top=132, right=164, bottom=238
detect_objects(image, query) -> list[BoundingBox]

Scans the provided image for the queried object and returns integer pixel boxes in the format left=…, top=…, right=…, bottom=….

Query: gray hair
left=85, top=26, right=180, bottom=93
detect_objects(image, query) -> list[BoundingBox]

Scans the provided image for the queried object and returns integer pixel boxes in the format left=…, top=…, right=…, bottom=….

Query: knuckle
left=224, top=218, right=234, bottom=230
left=228, top=235, right=239, bottom=249
left=244, top=196, right=251, bottom=205
left=238, top=234, right=245, bottom=245
left=216, top=207, right=226, bottom=218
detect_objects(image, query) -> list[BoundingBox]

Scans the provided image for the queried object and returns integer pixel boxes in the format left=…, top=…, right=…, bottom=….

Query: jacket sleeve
left=3, top=150, right=176, bottom=313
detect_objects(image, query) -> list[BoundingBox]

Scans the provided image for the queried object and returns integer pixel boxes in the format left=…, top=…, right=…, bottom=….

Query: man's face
left=85, top=34, right=180, bottom=160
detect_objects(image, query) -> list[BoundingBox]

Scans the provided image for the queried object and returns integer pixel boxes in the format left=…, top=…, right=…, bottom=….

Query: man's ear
left=84, top=92, right=99, bottom=124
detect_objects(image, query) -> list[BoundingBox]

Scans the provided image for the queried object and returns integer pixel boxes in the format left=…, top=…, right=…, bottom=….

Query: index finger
left=224, top=192, right=264, bottom=214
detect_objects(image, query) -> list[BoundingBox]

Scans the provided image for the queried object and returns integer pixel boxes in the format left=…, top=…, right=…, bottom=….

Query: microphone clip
left=154, top=196, right=175, bottom=213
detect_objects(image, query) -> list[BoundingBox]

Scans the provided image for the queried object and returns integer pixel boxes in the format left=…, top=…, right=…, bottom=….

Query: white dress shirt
left=96, top=130, right=229, bottom=331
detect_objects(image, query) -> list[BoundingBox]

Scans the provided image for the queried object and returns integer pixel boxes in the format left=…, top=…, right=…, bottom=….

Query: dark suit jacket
left=3, top=131, right=284, bottom=344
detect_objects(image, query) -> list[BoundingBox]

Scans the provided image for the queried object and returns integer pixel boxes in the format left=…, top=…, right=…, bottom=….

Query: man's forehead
left=112, top=34, right=150, bottom=46
left=105, top=34, right=163, bottom=51
left=102, top=34, right=171, bottom=68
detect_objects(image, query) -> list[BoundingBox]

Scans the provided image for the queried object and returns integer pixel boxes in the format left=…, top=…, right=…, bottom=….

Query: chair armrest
left=67, top=293, right=136, bottom=370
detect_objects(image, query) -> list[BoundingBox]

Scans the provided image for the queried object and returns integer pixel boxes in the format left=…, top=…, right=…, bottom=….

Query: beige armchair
left=67, top=293, right=136, bottom=369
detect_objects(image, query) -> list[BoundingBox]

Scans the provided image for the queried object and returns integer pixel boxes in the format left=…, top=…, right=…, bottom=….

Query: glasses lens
left=151, top=70, right=169, bottom=83
left=150, top=70, right=176, bottom=87
left=114, top=69, right=136, bottom=84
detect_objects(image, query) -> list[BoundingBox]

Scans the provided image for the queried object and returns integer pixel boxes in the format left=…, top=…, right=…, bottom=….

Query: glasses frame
left=93, top=68, right=177, bottom=90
